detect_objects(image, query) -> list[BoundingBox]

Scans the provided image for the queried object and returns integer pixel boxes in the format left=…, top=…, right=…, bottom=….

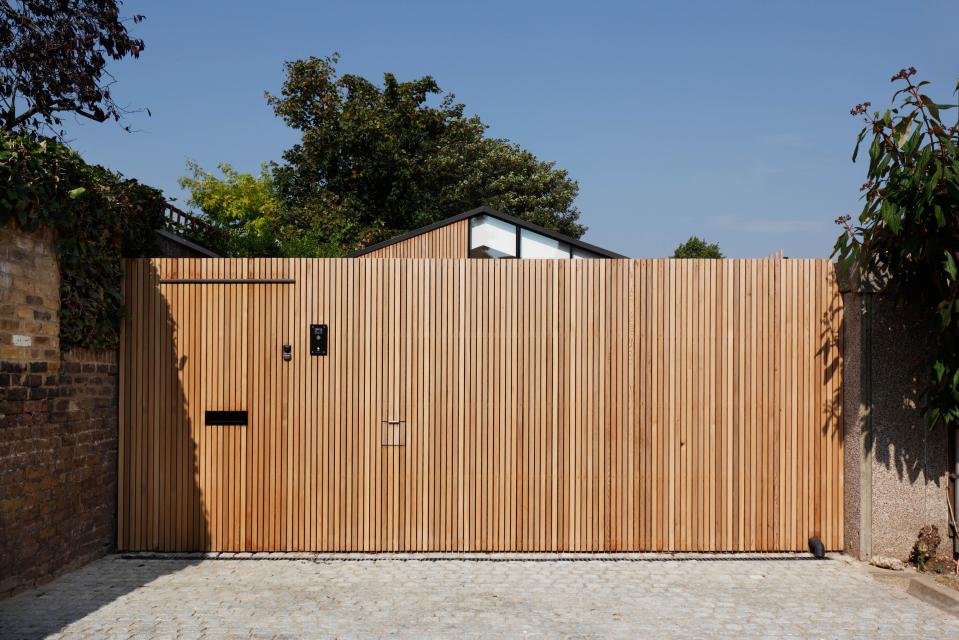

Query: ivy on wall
left=0, top=133, right=165, bottom=351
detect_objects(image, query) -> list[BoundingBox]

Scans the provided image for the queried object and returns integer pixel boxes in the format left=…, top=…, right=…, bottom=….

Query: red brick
left=0, top=224, right=117, bottom=599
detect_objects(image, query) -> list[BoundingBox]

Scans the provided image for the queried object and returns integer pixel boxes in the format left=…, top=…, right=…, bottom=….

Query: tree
left=0, top=0, right=145, bottom=134
left=835, top=68, right=959, bottom=427
left=266, top=54, right=584, bottom=254
left=428, top=137, right=584, bottom=237
left=672, top=236, right=723, bottom=258
left=178, top=161, right=282, bottom=257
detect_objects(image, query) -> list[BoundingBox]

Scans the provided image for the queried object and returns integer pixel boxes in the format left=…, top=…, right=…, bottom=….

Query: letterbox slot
left=205, top=410, right=248, bottom=426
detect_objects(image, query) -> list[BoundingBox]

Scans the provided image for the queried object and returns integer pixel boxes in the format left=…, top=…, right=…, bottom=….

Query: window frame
left=468, top=213, right=597, bottom=259
left=468, top=214, right=520, bottom=259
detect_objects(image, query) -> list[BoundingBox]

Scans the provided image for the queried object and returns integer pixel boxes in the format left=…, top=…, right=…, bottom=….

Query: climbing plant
left=835, top=68, right=959, bottom=427
left=0, top=133, right=165, bottom=350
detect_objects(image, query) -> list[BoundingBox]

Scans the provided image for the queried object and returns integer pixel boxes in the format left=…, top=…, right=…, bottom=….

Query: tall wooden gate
left=119, top=258, right=844, bottom=552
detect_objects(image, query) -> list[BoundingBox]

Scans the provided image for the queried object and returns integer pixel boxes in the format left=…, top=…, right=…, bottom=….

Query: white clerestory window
left=468, top=214, right=601, bottom=259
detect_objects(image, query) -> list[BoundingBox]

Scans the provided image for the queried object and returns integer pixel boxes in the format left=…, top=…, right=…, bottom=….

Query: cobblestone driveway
left=1, top=554, right=956, bottom=639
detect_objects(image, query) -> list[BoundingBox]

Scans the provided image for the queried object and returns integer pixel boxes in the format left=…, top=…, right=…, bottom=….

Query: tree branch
left=4, top=99, right=110, bottom=130
left=71, top=106, right=109, bottom=123
left=7, top=103, right=44, bottom=128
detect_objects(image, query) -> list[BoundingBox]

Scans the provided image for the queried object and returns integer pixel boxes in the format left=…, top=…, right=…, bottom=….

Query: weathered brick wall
left=0, top=222, right=118, bottom=598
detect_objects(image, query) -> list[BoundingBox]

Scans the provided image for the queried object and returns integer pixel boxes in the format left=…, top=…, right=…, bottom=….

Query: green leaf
left=893, top=114, right=915, bottom=147
left=930, top=407, right=942, bottom=428
left=904, top=126, right=924, bottom=154
left=920, top=94, right=941, bottom=121
left=881, top=201, right=901, bottom=234
left=932, top=205, right=946, bottom=229
left=852, top=128, right=867, bottom=162
left=946, top=176, right=959, bottom=203
left=68, top=187, right=86, bottom=199
left=944, top=251, right=957, bottom=281
left=938, top=302, right=952, bottom=328
left=934, top=360, right=947, bottom=382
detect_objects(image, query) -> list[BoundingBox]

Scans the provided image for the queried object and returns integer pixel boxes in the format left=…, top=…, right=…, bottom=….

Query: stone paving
left=1, top=554, right=957, bottom=639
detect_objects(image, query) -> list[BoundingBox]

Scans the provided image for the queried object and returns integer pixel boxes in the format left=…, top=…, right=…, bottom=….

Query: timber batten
left=119, top=258, right=844, bottom=552
left=356, top=219, right=469, bottom=258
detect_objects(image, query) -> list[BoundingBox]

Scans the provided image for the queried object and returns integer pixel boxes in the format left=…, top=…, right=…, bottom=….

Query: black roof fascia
left=346, top=206, right=627, bottom=259
left=154, top=228, right=221, bottom=257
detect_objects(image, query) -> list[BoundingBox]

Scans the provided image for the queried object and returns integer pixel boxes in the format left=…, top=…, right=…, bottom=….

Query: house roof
left=154, top=229, right=221, bottom=258
left=347, top=206, right=627, bottom=258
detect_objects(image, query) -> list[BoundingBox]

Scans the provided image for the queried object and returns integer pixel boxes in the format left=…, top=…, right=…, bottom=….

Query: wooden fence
left=119, top=258, right=844, bottom=552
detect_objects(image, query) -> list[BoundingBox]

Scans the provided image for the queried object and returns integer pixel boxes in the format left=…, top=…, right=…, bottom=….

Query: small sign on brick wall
left=12, top=334, right=32, bottom=347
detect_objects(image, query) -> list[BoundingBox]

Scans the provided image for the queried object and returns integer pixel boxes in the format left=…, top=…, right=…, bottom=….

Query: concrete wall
left=842, top=291, right=864, bottom=559
left=0, top=222, right=119, bottom=598
left=843, top=287, right=952, bottom=561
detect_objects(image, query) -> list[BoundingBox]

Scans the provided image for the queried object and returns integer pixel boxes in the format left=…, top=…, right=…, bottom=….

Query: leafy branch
left=835, top=68, right=959, bottom=427
left=0, top=1, right=146, bottom=136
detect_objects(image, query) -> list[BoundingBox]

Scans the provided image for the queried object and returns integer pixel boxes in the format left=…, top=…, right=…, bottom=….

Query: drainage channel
left=119, top=551, right=825, bottom=562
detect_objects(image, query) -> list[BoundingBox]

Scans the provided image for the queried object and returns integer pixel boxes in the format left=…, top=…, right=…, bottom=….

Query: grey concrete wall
left=843, top=286, right=952, bottom=561
left=868, top=295, right=949, bottom=559
left=841, top=291, right=864, bottom=559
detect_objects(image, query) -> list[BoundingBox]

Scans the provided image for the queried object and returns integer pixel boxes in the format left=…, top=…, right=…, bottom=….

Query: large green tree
left=835, top=68, right=959, bottom=427
left=265, top=54, right=585, bottom=254
left=178, top=161, right=282, bottom=256
left=672, top=236, right=723, bottom=258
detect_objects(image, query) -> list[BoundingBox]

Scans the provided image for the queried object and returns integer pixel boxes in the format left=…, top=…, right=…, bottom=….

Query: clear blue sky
left=62, top=0, right=958, bottom=258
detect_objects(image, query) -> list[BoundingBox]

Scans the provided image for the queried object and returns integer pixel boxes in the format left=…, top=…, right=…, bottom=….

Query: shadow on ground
left=1, top=260, right=209, bottom=637
left=0, top=557, right=198, bottom=639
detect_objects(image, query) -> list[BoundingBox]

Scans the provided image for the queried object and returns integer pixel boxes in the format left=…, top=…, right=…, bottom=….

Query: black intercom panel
left=310, top=324, right=328, bottom=356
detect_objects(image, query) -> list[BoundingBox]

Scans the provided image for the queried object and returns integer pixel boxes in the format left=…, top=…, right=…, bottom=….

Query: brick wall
left=0, top=222, right=118, bottom=598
